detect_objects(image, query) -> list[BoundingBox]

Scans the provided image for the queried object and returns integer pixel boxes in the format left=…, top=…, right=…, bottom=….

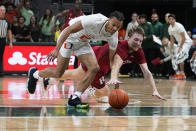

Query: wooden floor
left=0, top=75, right=196, bottom=131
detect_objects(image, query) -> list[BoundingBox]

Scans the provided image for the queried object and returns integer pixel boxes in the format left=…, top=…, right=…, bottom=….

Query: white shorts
left=171, top=42, right=192, bottom=71
left=190, top=58, right=196, bottom=74
left=59, top=42, right=94, bottom=58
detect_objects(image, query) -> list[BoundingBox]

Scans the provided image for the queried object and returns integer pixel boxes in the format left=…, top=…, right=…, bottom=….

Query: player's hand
left=159, top=59, right=164, bottom=64
left=106, top=79, right=124, bottom=85
left=152, top=91, right=166, bottom=101
left=47, top=48, right=58, bottom=62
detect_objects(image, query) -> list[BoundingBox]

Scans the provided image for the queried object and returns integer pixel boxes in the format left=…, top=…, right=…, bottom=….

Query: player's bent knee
left=89, top=65, right=100, bottom=74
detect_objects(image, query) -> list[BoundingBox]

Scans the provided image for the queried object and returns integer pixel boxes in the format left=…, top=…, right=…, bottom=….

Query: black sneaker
left=67, top=95, right=89, bottom=109
left=26, top=67, right=38, bottom=94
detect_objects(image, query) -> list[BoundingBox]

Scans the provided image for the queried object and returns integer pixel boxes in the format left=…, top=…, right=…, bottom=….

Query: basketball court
left=0, top=76, right=196, bottom=130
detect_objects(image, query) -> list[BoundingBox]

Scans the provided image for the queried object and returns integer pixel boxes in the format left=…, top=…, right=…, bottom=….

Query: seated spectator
left=5, top=4, right=18, bottom=24
left=17, top=0, right=34, bottom=26
left=190, top=51, right=196, bottom=75
left=158, top=37, right=176, bottom=76
left=39, top=8, right=59, bottom=42
left=54, top=23, right=63, bottom=42
left=29, top=15, right=40, bottom=42
left=11, top=15, right=19, bottom=42
left=15, top=16, right=30, bottom=42
left=118, top=24, right=126, bottom=40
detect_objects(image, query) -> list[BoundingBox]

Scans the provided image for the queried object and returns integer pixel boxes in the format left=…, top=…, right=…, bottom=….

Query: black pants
left=0, top=38, right=6, bottom=72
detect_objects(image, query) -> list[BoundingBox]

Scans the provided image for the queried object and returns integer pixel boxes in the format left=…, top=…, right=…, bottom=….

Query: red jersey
left=82, top=40, right=146, bottom=89
left=63, top=8, right=83, bottom=29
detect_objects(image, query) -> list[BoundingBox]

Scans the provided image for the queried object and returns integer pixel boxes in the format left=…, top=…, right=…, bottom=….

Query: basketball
left=109, top=88, right=129, bottom=109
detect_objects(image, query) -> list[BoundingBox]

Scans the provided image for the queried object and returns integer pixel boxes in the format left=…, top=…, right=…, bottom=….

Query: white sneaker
left=87, top=88, right=108, bottom=103
left=88, top=88, right=96, bottom=97
left=96, top=96, right=108, bottom=103
left=39, top=77, right=55, bottom=90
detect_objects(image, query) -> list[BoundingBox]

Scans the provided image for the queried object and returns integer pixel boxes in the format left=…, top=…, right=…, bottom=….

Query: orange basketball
left=109, top=88, right=129, bottom=109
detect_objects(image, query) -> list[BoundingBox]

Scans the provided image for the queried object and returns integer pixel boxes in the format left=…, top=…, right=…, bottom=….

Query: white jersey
left=66, top=13, right=118, bottom=50
left=168, top=22, right=193, bottom=45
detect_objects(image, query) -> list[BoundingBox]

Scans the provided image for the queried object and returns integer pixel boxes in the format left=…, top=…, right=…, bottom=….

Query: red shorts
left=91, top=71, right=105, bottom=89
left=82, top=64, right=106, bottom=89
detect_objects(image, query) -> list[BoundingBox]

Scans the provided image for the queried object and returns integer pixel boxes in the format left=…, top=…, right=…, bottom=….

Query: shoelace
left=88, top=88, right=96, bottom=97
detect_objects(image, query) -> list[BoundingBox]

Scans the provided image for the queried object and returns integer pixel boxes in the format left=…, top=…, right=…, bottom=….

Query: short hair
left=139, top=14, right=147, bottom=19
left=110, top=10, right=125, bottom=21
left=128, top=26, right=145, bottom=38
left=168, top=14, right=176, bottom=19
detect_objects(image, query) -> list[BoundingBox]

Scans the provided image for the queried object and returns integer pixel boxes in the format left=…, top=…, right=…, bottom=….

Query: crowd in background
left=0, top=0, right=196, bottom=79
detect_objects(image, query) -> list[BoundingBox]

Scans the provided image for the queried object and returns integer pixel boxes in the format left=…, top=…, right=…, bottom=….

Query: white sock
left=33, top=71, right=39, bottom=79
left=180, top=71, right=184, bottom=74
left=176, top=71, right=180, bottom=74
left=72, top=91, right=82, bottom=99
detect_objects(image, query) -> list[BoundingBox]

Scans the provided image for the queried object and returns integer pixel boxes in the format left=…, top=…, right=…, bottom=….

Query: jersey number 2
left=80, top=35, right=91, bottom=40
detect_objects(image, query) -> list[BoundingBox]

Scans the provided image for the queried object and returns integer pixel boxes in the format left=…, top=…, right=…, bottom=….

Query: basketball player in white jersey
left=168, top=14, right=193, bottom=80
left=26, top=11, right=124, bottom=108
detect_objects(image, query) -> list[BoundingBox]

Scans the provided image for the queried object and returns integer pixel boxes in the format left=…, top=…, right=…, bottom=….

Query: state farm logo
left=8, top=52, right=27, bottom=65
left=8, top=52, right=57, bottom=65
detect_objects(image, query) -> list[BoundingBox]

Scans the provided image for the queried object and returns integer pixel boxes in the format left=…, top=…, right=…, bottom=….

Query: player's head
left=73, top=0, right=82, bottom=11
left=106, top=11, right=124, bottom=34
left=168, top=14, right=176, bottom=25
left=162, top=37, right=169, bottom=46
left=127, top=26, right=144, bottom=51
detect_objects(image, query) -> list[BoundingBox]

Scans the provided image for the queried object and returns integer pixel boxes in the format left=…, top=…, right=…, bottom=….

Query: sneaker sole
left=67, top=104, right=89, bottom=109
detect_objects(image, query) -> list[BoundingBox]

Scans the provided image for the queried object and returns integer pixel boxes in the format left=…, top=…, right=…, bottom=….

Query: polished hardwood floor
left=0, top=75, right=196, bottom=131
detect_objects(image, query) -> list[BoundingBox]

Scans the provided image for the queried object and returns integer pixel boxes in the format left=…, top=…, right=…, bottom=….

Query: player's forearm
left=144, top=71, right=158, bottom=92
left=55, top=28, right=70, bottom=51
left=110, top=54, right=123, bottom=80
left=109, top=49, right=116, bottom=67
left=179, top=38, right=185, bottom=48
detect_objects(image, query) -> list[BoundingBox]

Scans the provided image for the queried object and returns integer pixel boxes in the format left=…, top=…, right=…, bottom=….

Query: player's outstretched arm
left=47, top=21, right=83, bottom=61
left=107, top=54, right=124, bottom=85
left=139, top=63, right=166, bottom=101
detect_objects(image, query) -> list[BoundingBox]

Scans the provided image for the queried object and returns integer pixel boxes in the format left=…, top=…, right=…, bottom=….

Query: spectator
left=5, top=4, right=18, bottom=24
left=118, top=24, right=126, bottom=40
left=15, top=16, right=30, bottom=42
left=138, top=14, right=154, bottom=73
left=39, top=8, right=59, bottom=42
left=125, top=12, right=138, bottom=40
left=29, top=15, right=40, bottom=42
left=158, top=37, right=176, bottom=76
left=160, top=13, right=170, bottom=40
left=17, top=0, right=34, bottom=26
left=150, top=12, right=163, bottom=75
left=53, top=0, right=83, bottom=31
left=11, top=15, right=18, bottom=42
left=0, top=5, right=12, bottom=75
left=54, top=23, right=63, bottom=42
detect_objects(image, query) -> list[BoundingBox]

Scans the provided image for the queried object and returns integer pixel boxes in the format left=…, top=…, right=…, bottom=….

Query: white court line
left=1, top=115, right=196, bottom=119
left=0, top=105, right=195, bottom=108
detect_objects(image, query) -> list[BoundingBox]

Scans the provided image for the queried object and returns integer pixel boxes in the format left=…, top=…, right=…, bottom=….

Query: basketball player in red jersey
left=41, top=26, right=166, bottom=102
left=53, top=0, right=83, bottom=30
